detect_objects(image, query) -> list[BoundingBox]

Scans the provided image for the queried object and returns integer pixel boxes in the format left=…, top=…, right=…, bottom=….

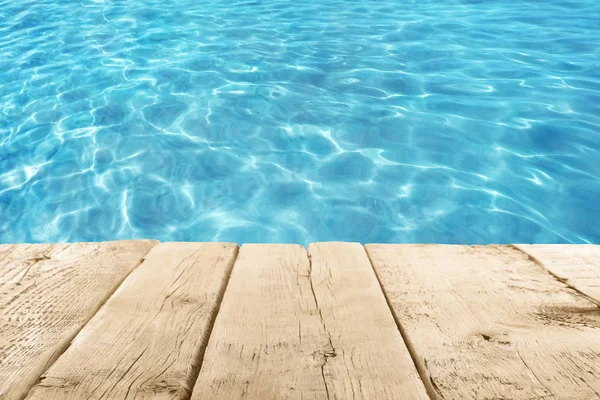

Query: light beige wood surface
left=515, top=244, right=600, bottom=303
left=191, top=244, right=331, bottom=400
left=366, top=244, right=600, bottom=400
left=0, top=241, right=156, bottom=400
left=25, top=242, right=238, bottom=400
left=306, top=242, right=428, bottom=400
left=3, top=242, right=598, bottom=400
left=191, top=243, right=428, bottom=400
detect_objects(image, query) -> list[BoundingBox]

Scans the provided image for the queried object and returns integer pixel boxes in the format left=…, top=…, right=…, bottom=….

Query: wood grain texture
left=191, top=244, right=328, bottom=400
left=366, top=244, right=600, bottom=400
left=26, top=242, right=238, bottom=400
left=191, top=243, right=428, bottom=400
left=307, top=242, right=428, bottom=400
left=0, top=241, right=157, bottom=400
left=515, top=244, right=600, bottom=303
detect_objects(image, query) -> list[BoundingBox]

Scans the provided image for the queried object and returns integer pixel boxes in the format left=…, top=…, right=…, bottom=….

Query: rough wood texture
left=190, top=244, right=330, bottom=399
left=306, top=242, right=428, bottom=399
left=191, top=243, right=428, bottom=400
left=26, top=242, right=238, bottom=400
left=0, top=241, right=157, bottom=400
left=516, top=244, right=600, bottom=303
left=366, top=244, right=600, bottom=400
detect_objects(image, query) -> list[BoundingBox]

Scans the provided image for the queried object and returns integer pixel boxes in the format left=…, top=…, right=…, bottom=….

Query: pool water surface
left=1, top=0, right=599, bottom=244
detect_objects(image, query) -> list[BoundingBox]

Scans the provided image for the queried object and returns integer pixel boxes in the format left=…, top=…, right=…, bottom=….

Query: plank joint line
left=511, top=245, right=600, bottom=307
left=364, top=248, right=442, bottom=400
left=184, top=245, right=240, bottom=395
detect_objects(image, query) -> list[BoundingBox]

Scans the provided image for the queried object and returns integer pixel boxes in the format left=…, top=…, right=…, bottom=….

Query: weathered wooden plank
left=515, top=244, right=600, bottom=303
left=191, top=243, right=428, bottom=400
left=307, top=242, right=429, bottom=399
left=190, top=244, right=329, bottom=399
left=25, top=242, right=238, bottom=400
left=366, top=244, right=600, bottom=400
left=0, top=241, right=157, bottom=400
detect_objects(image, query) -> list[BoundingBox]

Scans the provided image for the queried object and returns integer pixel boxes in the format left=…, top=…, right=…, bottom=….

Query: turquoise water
left=1, top=0, right=599, bottom=244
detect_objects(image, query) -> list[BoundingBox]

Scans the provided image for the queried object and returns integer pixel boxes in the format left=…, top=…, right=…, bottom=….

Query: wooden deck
left=1, top=242, right=599, bottom=400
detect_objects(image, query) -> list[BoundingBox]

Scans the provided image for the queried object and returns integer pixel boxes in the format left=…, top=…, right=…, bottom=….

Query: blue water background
left=1, top=0, right=599, bottom=244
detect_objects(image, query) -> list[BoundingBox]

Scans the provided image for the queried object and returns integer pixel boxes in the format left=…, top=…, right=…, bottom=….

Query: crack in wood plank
left=191, top=243, right=428, bottom=399
left=307, top=252, right=335, bottom=400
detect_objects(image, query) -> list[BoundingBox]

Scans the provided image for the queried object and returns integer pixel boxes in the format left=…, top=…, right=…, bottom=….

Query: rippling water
left=1, top=0, right=599, bottom=244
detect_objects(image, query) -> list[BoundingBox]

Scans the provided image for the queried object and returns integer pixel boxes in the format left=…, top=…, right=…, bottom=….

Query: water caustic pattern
left=1, top=0, right=599, bottom=244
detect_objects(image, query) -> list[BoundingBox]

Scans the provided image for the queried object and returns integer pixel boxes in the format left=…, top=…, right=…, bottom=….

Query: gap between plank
left=510, top=245, right=600, bottom=308
left=22, top=241, right=160, bottom=399
left=186, top=245, right=240, bottom=400
left=364, top=247, right=443, bottom=400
